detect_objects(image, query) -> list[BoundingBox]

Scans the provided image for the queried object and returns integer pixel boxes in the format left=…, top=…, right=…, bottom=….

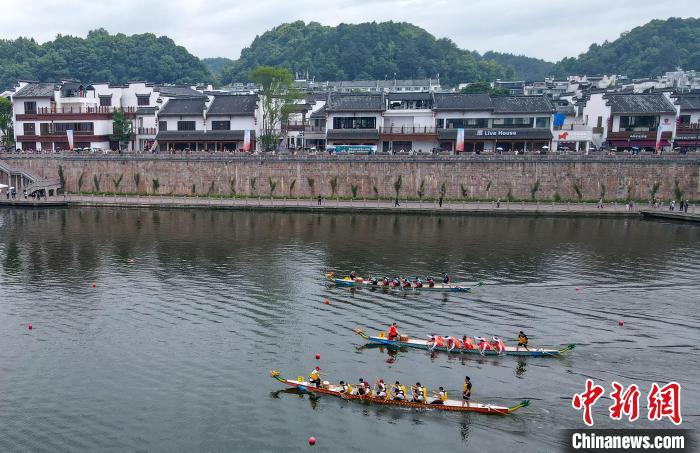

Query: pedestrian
left=317, top=195, right=322, bottom=206
left=394, top=197, right=400, bottom=207
left=496, top=197, right=501, bottom=208
left=684, top=200, right=689, bottom=213
left=438, top=196, right=443, bottom=207
left=598, top=198, right=603, bottom=209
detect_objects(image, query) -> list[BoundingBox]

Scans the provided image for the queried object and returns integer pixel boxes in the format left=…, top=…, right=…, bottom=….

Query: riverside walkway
left=0, top=193, right=684, bottom=217
left=2, top=194, right=699, bottom=220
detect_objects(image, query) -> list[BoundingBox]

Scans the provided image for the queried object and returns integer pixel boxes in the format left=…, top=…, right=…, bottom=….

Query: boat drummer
left=309, top=366, right=322, bottom=387
left=388, top=322, right=399, bottom=341
left=462, top=376, right=472, bottom=407
left=517, top=331, right=530, bottom=351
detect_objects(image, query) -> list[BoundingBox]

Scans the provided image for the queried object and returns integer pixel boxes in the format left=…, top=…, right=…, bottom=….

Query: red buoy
left=92, top=283, right=97, bottom=288
left=315, top=354, right=320, bottom=360
left=575, top=287, right=581, bottom=292
left=28, top=323, right=33, bottom=330
left=324, top=299, right=330, bottom=305
left=618, top=319, right=624, bottom=326
left=308, top=437, right=316, bottom=446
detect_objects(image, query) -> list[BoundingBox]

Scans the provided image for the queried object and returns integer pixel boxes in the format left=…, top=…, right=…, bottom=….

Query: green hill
left=220, top=21, right=515, bottom=87
left=0, top=29, right=212, bottom=90
left=555, top=17, right=700, bottom=77
left=202, top=57, right=234, bottom=77
left=482, top=51, right=555, bottom=81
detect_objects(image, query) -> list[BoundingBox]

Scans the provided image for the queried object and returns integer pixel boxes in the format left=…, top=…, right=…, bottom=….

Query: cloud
left=0, top=0, right=697, bottom=62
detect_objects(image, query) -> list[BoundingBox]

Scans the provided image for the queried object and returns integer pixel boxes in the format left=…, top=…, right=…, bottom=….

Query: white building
left=581, top=92, right=677, bottom=151
left=155, top=94, right=259, bottom=152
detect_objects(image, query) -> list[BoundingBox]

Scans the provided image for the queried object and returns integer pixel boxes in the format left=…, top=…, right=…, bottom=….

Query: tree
left=394, top=175, right=403, bottom=200
left=249, top=66, right=299, bottom=151
left=0, top=97, right=13, bottom=146
left=460, top=81, right=509, bottom=96
left=111, top=109, right=133, bottom=151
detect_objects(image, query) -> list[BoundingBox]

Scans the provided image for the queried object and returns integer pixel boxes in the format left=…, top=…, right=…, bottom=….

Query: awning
left=609, top=140, right=670, bottom=147
left=674, top=140, right=700, bottom=146
left=326, top=129, right=379, bottom=141
left=155, top=130, right=253, bottom=141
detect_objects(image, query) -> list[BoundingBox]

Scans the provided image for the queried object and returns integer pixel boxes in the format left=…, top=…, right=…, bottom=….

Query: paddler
left=382, top=276, right=390, bottom=286
left=388, top=322, right=399, bottom=341
left=414, top=277, right=423, bottom=288
left=309, top=366, right=322, bottom=387
left=427, top=334, right=444, bottom=350
left=402, top=277, right=412, bottom=289
left=492, top=335, right=506, bottom=355
left=476, top=336, right=491, bottom=355
left=356, top=378, right=370, bottom=395
left=391, top=381, right=406, bottom=401
left=391, top=276, right=400, bottom=287
left=374, top=379, right=387, bottom=398
left=462, top=376, right=472, bottom=407
left=447, top=335, right=461, bottom=352
left=370, top=277, right=379, bottom=285
left=516, top=331, right=530, bottom=351
left=350, top=271, right=357, bottom=280
left=430, top=386, right=448, bottom=405
left=426, top=276, right=435, bottom=288
left=462, top=335, right=476, bottom=350
left=412, top=382, right=426, bottom=403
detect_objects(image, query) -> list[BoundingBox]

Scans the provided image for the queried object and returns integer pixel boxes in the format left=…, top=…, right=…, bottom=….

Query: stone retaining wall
left=4, top=156, right=699, bottom=201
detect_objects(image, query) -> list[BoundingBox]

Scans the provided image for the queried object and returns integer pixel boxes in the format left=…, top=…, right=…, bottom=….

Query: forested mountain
left=220, top=21, right=515, bottom=87
left=482, top=51, right=555, bottom=81
left=555, top=17, right=700, bottom=77
left=202, top=57, right=233, bottom=78
left=0, top=29, right=211, bottom=90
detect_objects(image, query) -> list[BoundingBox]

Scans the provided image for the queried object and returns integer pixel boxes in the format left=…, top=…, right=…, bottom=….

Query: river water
left=0, top=208, right=698, bottom=452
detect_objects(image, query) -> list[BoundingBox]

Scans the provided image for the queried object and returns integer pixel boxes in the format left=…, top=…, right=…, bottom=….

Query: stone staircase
left=0, top=159, right=62, bottom=195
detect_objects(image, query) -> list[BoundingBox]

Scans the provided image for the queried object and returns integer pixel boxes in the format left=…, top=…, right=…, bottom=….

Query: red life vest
left=388, top=326, right=398, bottom=339
left=435, top=336, right=444, bottom=347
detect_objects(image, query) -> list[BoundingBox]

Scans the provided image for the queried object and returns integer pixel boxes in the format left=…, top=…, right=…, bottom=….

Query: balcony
left=137, top=127, right=157, bottom=136
left=379, top=126, right=438, bottom=134
left=677, top=123, right=700, bottom=132
left=17, top=106, right=137, bottom=120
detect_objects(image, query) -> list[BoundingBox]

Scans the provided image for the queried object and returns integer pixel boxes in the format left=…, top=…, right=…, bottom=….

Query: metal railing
left=137, top=127, right=157, bottom=135
left=23, top=106, right=137, bottom=115
left=379, top=126, right=438, bottom=134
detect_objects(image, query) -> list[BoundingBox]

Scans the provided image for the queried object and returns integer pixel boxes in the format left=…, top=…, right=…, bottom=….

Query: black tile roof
left=387, top=92, right=433, bottom=101
left=326, top=93, right=384, bottom=112
left=433, top=93, right=492, bottom=111
left=492, top=96, right=554, bottom=113
left=12, top=82, right=57, bottom=98
left=135, top=107, right=158, bottom=115
left=158, top=98, right=207, bottom=116
left=156, top=130, right=254, bottom=141
left=605, top=94, right=676, bottom=114
left=155, top=85, right=206, bottom=98
left=207, top=95, right=257, bottom=115
left=326, top=129, right=379, bottom=140
left=309, top=105, right=327, bottom=119
left=676, top=95, right=700, bottom=111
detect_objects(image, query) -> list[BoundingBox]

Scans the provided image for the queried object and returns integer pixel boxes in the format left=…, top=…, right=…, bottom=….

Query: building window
left=332, top=117, right=376, bottom=129
left=597, top=116, right=603, bottom=128
left=40, top=122, right=94, bottom=135
left=137, top=95, right=150, bottom=106
left=23, top=123, right=36, bottom=135
left=211, top=121, right=231, bottom=131
left=619, top=115, right=658, bottom=132
left=24, top=101, right=37, bottom=114
left=159, top=121, right=168, bottom=131
left=492, top=117, right=533, bottom=128
left=678, top=115, right=691, bottom=125
left=177, top=121, right=196, bottom=131
left=99, top=96, right=112, bottom=107
left=535, top=117, right=550, bottom=128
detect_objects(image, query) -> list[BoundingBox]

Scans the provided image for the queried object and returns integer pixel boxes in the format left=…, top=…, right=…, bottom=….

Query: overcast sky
left=0, top=0, right=697, bottom=62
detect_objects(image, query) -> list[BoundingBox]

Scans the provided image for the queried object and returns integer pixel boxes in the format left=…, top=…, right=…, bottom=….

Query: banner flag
left=456, top=128, right=465, bottom=153
left=66, top=129, right=74, bottom=150
left=243, top=130, right=251, bottom=152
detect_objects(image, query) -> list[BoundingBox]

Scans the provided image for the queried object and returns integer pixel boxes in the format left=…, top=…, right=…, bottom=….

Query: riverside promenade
left=4, top=193, right=697, bottom=218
